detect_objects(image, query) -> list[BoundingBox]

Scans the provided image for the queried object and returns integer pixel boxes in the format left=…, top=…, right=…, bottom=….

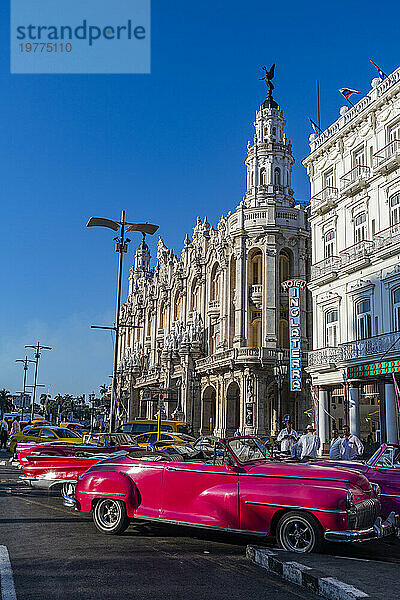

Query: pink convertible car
left=64, top=436, right=399, bottom=553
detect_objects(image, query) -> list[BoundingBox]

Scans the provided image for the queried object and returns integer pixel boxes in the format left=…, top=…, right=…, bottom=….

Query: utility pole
left=15, top=356, right=35, bottom=421
left=25, top=342, right=52, bottom=422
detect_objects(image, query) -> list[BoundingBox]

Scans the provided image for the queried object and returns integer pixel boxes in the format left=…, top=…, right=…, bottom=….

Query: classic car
left=314, top=443, right=400, bottom=517
left=10, top=426, right=83, bottom=454
left=17, top=433, right=140, bottom=465
left=60, top=422, right=90, bottom=436
left=117, top=419, right=189, bottom=435
left=64, top=436, right=399, bottom=553
left=20, top=450, right=131, bottom=496
left=130, top=432, right=195, bottom=448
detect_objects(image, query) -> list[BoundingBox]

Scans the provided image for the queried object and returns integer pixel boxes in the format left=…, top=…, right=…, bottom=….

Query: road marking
left=0, top=546, right=17, bottom=600
left=12, top=496, right=84, bottom=517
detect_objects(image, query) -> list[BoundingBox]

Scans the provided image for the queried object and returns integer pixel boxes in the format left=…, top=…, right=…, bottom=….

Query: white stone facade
left=117, top=93, right=311, bottom=437
left=303, top=67, right=400, bottom=450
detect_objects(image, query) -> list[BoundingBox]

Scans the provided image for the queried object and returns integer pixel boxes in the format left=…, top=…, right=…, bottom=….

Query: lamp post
left=86, top=211, right=158, bottom=432
left=25, top=342, right=52, bottom=422
left=15, top=356, right=35, bottom=421
left=273, top=349, right=287, bottom=432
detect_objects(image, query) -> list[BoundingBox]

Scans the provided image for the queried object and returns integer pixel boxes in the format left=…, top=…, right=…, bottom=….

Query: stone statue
left=259, top=64, right=275, bottom=97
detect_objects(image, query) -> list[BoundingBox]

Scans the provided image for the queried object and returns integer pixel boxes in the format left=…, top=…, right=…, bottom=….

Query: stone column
left=348, top=382, right=360, bottom=438
left=233, top=239, right=246, bottom=346
left=384, top=381, right=399, bottom=444
left=318, top=386, right=329, bottom=456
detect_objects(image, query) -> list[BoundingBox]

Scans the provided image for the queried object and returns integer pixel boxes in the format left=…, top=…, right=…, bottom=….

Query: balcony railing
left=311, top=186, right=338, bottom=213
left=310, top=255, right=341, bottom=281
left=340, top=331, right=400, bottom=362
left=375, top=222, right=400, bottom=251
left=339, top=239, right=374, bottom=269
left=373, top=139, right=400, bottom=171
left=309, top=331, right=400, bottom=368
left=308, top=347, right=342, bottom=367
left=208, top=299, right=220, bottom=310
left=339, top=165, right=370, bottom=193
left=196, top=347, right=291, bottom=371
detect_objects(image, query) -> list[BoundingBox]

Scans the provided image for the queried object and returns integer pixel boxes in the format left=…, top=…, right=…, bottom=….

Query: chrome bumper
left=63, top=493, right=77, bottom=508
left=325, top=511, right=400, bottom=543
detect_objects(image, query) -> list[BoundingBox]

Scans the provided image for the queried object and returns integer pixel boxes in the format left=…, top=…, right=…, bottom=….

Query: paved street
left=0, top=461, right=320, bottom=600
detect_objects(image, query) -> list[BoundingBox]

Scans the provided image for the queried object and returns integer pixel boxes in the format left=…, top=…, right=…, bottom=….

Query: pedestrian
left=297, top=425, right=320, bottom=460
left=10, top=416, right=21, bottom=436
left=290, top=440, right=302, bottom=460
left=0, top=420, right=9, bottom=450
left=340, top=425, right=364, bottom=460
left=329, top=428, right=342, bottom=460
left=277, top=419, right=298, bottom=455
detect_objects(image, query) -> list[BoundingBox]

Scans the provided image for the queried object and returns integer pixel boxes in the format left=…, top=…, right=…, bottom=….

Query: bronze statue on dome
left=260, top=64, right=275, bottom=97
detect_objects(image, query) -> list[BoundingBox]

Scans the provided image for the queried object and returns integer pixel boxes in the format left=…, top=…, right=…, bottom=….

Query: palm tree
left=100, top=384, right=108, bottom=398
left=0, top=389, right=12, bottom=418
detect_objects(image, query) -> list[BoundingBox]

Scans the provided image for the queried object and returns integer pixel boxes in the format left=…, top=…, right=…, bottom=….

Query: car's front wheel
left=93, top=498, right=130, bottom=535
left=276, top=511, right=322, bottom=553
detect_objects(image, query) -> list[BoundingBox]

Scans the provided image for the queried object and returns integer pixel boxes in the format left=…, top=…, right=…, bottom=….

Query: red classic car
left=314, top=443, right=400, bottom=518
left=17, top=433, right=140, bottom=465
left=64, top=436, right=399, bottom=553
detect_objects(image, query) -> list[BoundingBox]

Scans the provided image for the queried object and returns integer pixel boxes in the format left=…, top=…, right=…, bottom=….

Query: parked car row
left=13, top=427, right=400, bottom=553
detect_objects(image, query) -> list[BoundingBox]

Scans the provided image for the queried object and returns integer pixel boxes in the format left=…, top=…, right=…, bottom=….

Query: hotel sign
left=281, top=279, right=307, bottom=392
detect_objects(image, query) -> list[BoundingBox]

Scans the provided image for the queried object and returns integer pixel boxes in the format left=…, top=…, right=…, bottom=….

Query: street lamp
left=273, top=349, right=287, bottom=432
left=25, top=342, right=52, bottom=422
left=15, top=356, right=35, bottom=421
left=86, top=210, right=158, bottom=432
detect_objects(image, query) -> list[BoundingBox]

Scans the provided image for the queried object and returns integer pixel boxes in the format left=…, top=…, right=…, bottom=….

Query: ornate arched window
left=279, top=319, right=289, bottom=349
left=279, top=251, right=290, bottom=284
left=274, top=167, right=281, bottom=186
left=250, top=311, right=262, bottom=347
left=390, top=193, right=400, bottom=227
left=260, top=167, right=267, bottom=185
left=324, top=230, right=335, bottom=258
left=159, top=302, right=166, bottom=330
left=394, top=288, right=400, bottom=331
left=174, top=292, right=181, bottom=322
left=210, top=263, right=220, bottom=300
left=325, top=309, right=338, bottom=347
left=249, top=249, right=262, bottom=285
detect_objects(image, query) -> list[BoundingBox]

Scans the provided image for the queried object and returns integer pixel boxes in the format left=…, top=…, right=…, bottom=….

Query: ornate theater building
left=116, top=83, right=311, bottom=436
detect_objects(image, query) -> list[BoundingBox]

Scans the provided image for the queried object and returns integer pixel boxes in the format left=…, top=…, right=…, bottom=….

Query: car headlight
left=371, top=483, right=381, bottom=498
left=346, top=490, right=355, bottom=508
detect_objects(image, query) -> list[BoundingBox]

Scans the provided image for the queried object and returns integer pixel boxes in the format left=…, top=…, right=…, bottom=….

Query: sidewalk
left=247, top=542, right=400, bottom=600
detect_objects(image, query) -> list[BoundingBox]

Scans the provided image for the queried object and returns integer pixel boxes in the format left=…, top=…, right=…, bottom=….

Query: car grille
left=348, top=498, right=380, bottom=530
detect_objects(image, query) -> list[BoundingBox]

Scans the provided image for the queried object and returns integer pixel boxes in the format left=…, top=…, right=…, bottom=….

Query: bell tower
left=245, top=67, right=295, bottom=208
left=134, top=234, right=151, bottom=276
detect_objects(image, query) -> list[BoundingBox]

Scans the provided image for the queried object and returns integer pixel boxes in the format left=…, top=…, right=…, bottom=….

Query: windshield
left=228, top=437, right=270, bottom=463
left=54, top=428, right=81, bottom=439
left=369, top=445, right=400, bottom=468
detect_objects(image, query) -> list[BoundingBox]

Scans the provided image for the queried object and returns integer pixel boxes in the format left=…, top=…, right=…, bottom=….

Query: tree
left=0, top=389, right=12, bottom=418
left=100, top=384, right=109, bottom=398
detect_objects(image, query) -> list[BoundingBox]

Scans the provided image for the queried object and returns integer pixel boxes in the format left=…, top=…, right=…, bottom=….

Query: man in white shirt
left=277, top=421, right=298, bottom=455
left=329, top=428, right=342, bottom=460
left=0, top=420, right=9, bottom=450
left=297, top=425, right=321, bottom=460
left=340, top=425, right=364, bottom=460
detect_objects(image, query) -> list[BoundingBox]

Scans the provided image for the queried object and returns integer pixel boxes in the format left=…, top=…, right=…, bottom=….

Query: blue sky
left=1, top=0, right=398, bottom=400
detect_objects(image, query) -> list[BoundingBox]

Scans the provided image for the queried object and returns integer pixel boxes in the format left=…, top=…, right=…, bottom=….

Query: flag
left=339, top=88, right=360, bottom=100
left=309, top=118, right=321, bottom=136
left=370, top=59, right=387, bottom=81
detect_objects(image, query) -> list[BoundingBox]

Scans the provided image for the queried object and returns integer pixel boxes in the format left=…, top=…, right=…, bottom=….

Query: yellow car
left=60, top=422, right=89, bottom=436
left=131, top=431, right=195, bottom=448
left=9, top=425, right=82, bottom=453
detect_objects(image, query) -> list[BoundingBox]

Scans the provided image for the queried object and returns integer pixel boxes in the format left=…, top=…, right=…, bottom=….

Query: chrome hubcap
left=98, top=500, right=120, bottom=528
left=283, top=520, right=313, bottom=551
